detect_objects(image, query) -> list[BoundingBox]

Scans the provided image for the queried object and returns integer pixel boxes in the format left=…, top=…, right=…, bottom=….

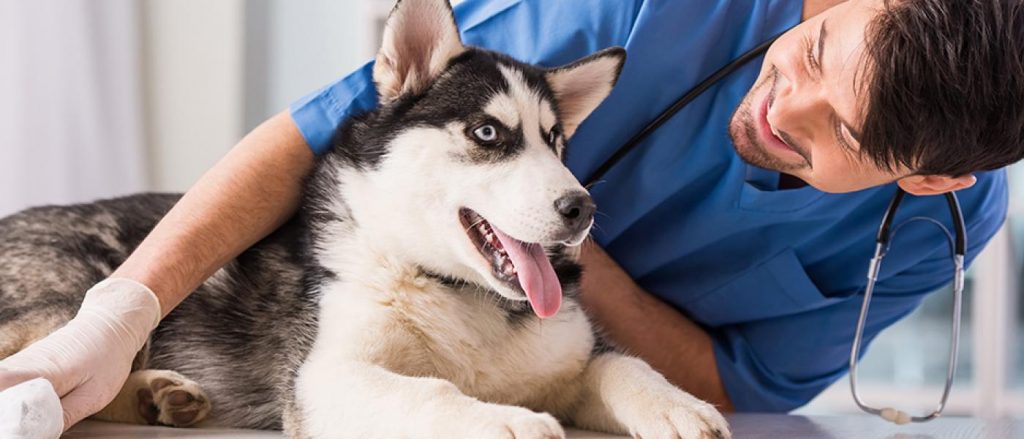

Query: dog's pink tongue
left=491, top=227, right=562, bottom=318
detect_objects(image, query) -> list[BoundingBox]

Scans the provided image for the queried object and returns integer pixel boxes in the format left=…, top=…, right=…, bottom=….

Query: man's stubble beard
left=728, top=68, right=803, bottom=174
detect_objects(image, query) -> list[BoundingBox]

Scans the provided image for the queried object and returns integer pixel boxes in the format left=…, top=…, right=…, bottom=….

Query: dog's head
left=326, top=0, right=624, bottom=318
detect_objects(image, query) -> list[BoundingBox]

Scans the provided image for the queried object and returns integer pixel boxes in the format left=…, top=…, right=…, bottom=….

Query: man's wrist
left=79, top=278, right=162, bottom=344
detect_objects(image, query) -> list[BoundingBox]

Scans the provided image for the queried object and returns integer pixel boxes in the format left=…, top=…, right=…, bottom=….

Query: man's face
left=730, top=0, right=901, bottom=193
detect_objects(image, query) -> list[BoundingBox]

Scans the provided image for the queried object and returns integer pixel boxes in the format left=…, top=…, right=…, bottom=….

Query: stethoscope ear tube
left=878, top=189, right=966, bottom=257
left=944, top=191, right=967, bottom=256
left=875, top=188, right=906, bottom=246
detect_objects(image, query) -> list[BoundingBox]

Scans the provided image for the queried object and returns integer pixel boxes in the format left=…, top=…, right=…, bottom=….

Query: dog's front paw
left=630, top=401, right=729, bottom=439
left=465, top=404, right=565, bottom=439
left=135, top=370, right=211, bottom=427
left=620, top=389, right=729, bottom=439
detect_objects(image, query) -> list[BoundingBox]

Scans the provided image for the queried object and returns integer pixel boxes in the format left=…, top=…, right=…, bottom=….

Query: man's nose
left=770, top=75, right=830, bottom=133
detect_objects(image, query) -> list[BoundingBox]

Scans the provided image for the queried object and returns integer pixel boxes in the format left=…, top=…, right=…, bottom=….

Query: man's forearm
left=112, top=111, right=314, bottom=317
left=578, top=241, right=735, bottom=412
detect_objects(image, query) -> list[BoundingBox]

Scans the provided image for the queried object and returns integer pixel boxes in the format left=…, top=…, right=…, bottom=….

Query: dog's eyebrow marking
left=484, top=92, right=521, bottom=129
left=539, top=100, right=556, bottom=134
left=496, top=64, right=551, bottom=150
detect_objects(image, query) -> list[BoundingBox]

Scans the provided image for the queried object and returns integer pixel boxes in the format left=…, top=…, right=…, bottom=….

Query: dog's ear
left=545, top=47, right=626, bottom=139
left=373, top=0, right=465, bottom=103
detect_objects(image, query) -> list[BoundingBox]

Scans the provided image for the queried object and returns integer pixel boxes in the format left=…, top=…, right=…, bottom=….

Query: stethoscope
left=582, top=31, right=967, bottom=424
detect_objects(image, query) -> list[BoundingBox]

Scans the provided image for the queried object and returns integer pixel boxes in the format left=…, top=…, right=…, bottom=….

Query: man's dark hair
left=860, top=0, right=1024, bottom=176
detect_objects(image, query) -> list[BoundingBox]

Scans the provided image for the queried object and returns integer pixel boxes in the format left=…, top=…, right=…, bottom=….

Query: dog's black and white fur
left=0, top=1, right=729, bottom=437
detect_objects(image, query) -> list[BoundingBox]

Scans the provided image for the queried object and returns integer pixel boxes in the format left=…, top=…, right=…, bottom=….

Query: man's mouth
left=459, top=208, right=562, bottom=318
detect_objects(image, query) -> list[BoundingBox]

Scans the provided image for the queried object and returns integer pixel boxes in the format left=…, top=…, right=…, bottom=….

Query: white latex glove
left=0, top=378, right=63, bottom=439
left=0, top=278, right=161, bottom=432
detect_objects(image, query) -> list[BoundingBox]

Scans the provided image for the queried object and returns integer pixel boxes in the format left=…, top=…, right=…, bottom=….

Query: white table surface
left=63, top=413, right=1023, bottom=438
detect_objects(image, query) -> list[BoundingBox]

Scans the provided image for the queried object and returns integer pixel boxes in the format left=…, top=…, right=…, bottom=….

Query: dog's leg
left=91, top=369, right=211, bottom=427
left=568, top=353, right=730, bottom=439
left=291, top=358, right=565, bottom=439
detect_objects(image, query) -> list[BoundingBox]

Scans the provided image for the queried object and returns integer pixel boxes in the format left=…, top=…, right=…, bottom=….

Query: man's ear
left=545, top=47, right=626, bottom=139
left=373, top=0, right=465, bottom=104
left=897, top=173, right=977, bottom=195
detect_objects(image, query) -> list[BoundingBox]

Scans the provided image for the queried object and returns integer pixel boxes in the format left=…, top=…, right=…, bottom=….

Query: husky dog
left=0, top=0, right=729, bottom=437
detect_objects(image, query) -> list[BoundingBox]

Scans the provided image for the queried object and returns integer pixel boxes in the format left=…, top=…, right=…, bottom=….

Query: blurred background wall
left=0, top=0, right=1021, bottom=420
left=0, top=0, right=380, bottom=208
left=144, top=0, right=379, bottom=193
left=143, top=0, right=244, bottom=193
left=0, top=0, right=147, bottom=214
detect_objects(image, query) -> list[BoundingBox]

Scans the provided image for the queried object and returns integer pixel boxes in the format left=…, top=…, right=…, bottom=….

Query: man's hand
left=577, top=240, right=735, bottom=411
left=0, top=279, right=160, bottom=431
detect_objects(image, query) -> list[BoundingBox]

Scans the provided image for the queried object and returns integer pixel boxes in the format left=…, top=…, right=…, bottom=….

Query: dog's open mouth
left=459, top=208, right=562, bottom=318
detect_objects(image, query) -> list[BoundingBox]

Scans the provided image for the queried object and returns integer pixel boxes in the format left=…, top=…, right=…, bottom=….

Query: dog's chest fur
left=306, top=231, right=594, bottom=411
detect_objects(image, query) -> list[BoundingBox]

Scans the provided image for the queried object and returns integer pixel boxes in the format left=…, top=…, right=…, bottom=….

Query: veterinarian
left=3, top=0, right=1021, bottom=431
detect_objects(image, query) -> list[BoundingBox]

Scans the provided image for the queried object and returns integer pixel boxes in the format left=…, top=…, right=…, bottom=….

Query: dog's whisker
left=584, top=179, right=608, bottom=190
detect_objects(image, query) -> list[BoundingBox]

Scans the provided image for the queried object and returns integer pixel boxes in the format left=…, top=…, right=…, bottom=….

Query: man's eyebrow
left=821, top=18, right=863, bottom=143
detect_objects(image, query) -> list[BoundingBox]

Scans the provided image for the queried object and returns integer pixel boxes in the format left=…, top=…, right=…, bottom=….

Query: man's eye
left=474, top=125, right=498, bottom=142
left=834, top=120, right=857, bottom=153
left=804, top=35, right=820, bottom=74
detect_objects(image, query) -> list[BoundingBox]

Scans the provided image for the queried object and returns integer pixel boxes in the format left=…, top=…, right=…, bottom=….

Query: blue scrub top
left=290, top=0, right=1008, bottom=411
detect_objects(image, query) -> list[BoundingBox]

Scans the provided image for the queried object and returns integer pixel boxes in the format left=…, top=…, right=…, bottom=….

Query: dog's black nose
left=554, top=192, right=596, bottom=235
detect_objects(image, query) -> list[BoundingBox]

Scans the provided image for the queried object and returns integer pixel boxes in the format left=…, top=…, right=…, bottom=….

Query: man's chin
left=736, top=142, right=788, bottom=172
left=728, top=119, right=801, bottom=174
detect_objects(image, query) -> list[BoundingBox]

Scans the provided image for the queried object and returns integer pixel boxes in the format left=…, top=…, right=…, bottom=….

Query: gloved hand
left=0, top=278, right=161, bottom=432
left=0, top=378, right=63, bottom=439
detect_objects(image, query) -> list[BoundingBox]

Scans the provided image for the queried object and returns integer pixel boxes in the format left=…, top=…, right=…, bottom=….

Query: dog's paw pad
left=136, top=372, right=211, bottom=427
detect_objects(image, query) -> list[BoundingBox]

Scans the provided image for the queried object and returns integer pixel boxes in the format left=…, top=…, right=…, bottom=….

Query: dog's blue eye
left=547, top=129, right=559, bottom=145
left=474, top=125, right=498, bottom=142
